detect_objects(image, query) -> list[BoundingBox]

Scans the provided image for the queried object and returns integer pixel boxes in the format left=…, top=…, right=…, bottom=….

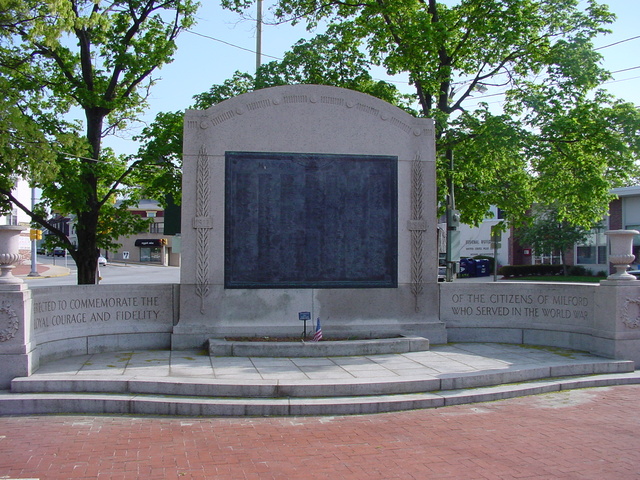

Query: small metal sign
left=299, top=311, right=311, bottom=339
left=122, top=251, right=130, bottom=260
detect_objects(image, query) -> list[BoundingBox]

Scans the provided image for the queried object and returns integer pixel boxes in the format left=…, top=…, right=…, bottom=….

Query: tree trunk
left=76, top=249, right=99, bottom=284
left=72, top=108, right=106, bottom=285
left=74, top=208, right=100, bottom=284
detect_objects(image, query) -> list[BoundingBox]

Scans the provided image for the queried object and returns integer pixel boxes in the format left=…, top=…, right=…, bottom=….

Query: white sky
left=105, top=0, right=640, bottom=155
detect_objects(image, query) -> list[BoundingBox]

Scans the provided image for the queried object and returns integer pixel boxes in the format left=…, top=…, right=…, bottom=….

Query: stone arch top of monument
left=183, top=84, right=435, bottom=161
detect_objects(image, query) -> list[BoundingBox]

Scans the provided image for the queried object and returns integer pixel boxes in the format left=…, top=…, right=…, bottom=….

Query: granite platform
left=1, top=343, right=638, bottom=417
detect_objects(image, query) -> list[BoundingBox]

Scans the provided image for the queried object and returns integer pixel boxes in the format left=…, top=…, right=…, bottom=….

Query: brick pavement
left=13, top=262, right=69, bottom=278
left=1, top=385, right=639, bottom=480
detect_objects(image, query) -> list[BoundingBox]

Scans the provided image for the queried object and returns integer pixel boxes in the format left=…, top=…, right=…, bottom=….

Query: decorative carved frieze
left=0, top=301, right=19, bottom=342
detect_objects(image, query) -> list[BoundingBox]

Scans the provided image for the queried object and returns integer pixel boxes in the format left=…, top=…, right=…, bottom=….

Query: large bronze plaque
left=225, top=152, right=398, bottom=288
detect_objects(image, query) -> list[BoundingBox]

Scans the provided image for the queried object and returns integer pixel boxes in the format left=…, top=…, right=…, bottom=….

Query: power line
left=184, top=25, right=640, bottom=81
left=605, top=74, right=640, bottom=85
left=595, top=35, right=640, bottom=51
left=610, top=65, right=640, bottom=74
left=185, top=28, right=282, bottom=61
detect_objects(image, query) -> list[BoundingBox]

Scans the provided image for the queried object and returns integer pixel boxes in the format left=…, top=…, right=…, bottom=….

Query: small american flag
left=312, top=317, right=323, bottom=342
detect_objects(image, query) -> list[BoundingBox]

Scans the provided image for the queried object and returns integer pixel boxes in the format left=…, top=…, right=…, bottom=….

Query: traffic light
left=29, top=229, right=42, bottom=240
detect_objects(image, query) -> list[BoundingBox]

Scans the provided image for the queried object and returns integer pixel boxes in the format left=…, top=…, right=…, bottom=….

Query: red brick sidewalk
left=13, top=263, right=52, bottom=276
left=13, top=262, right=68, bottom=277
left=1, top=385, right=638, bottom=480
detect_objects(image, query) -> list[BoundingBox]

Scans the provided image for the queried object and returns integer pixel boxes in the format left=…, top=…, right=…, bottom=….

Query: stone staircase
left=1, top=354, right=638, bottom=417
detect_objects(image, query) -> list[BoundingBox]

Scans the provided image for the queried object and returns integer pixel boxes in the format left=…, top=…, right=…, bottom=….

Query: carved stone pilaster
left=409, top=153, right=426, bottom=311
left=194, top=145, right=212, bottom=313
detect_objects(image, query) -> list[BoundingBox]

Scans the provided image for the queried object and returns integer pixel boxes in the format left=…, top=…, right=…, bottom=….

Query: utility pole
left=256, top=0, right=263, bottom=73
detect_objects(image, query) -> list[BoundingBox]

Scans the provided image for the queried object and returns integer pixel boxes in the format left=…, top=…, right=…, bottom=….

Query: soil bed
left=225, top=336, right=402, bottom=342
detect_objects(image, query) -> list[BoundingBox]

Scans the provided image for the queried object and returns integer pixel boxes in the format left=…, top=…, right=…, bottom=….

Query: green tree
left=133, top=72, right=259, bottom=205
left=517, top=206, right=594, bottom=275
left=222, top=0, right=640, bottom=228
left=0, top=1, right=61, bottom=213
left=255, top=32, right=416, bottom=111
left=0, top=0, right=198, bottom=284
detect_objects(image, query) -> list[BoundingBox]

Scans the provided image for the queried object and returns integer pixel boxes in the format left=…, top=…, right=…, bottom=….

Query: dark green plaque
left=225, top=151, right=398, bottom=288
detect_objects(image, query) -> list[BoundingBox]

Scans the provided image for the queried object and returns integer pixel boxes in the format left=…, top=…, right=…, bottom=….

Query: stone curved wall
left=441, top=281, right=640, bottom=363
left=31, top=284, right=178, bottom=363
left=3, top=279, right=637, bottom=389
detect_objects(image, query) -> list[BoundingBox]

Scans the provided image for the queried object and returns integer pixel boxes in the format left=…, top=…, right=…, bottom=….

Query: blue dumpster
left=459, top=258, right=476, bottom=277
left=475, top=259, right=491, bottom=276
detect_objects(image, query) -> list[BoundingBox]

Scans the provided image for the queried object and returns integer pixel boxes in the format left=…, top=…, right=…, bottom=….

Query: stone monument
left=0, top=225, right=36, bottom=387
left=174, top=84, right=445, bottom=348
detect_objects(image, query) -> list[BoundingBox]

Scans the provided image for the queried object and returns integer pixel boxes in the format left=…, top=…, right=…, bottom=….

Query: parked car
left=627, top=270, right=640, bottom=278
left=98, top=256, right=107, bottom=266
left=49, top=247, right=66, bottom=257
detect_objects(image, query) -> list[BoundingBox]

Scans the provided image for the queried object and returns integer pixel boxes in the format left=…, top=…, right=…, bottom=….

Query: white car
left=98, top=256, right=107, bottom=266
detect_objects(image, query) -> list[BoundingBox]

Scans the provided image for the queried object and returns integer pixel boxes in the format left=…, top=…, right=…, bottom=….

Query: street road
left=24, top=255, right=180, bottom=287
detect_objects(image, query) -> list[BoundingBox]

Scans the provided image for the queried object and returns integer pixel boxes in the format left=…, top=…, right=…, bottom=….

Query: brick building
left=506, top=186, right=640, bottom=273
left=106, top=199, right=180, bottom=266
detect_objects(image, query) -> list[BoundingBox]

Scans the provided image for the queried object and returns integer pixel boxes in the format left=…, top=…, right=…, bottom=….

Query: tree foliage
left=517, top=206, right=595, bottom=274
left=220, top=0, right=640, bottom=228
left=0, top=0, right=198, bottom=284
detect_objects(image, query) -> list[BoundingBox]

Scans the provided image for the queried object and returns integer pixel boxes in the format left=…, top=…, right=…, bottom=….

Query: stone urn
left=0, top=225, right=26, bottom=284
left=605, top=229, right=639, bottom=281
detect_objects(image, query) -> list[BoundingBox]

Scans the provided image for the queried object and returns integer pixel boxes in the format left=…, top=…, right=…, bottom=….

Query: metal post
left=28, top=187, right=40, bottom=277
left=493, top=237, right=498, bottom=282
left=445, top=149, right=457, bottom=282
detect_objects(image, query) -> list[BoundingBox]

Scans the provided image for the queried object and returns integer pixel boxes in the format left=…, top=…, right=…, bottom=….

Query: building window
left=149, top=222, right=164, bottom=234
left=626, top=225, right=640, bottom=264
left=576, top=228, right=607, bottom=265
left=533, top=253, right=562, bottom=265
left=140, top=247, right=162, bottom=263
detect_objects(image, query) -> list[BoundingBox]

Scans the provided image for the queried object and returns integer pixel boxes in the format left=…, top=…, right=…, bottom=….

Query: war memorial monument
left=0, top=85, right=639, bottom=415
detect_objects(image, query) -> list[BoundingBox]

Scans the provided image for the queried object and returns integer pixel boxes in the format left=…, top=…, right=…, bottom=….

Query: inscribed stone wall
left=31, top=285, right=176, bottom=361
left=441, top=282, right=596, bottom=350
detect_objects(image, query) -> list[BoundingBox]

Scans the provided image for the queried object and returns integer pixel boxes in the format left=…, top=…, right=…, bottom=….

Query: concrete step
left=2, top=363, right=638, bottom=417
left=8, top=358, right=635, bottom=398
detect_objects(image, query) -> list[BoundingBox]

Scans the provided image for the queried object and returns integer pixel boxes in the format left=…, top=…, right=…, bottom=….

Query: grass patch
left=512, top=343, right=585, bottom=358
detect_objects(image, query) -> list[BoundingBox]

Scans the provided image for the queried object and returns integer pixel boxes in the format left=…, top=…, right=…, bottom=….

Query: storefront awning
left=134, top=239, right=163, bottom=247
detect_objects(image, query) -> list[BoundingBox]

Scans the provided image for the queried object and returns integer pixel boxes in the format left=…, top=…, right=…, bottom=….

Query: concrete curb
left=208, top=336, right=430, bottom=357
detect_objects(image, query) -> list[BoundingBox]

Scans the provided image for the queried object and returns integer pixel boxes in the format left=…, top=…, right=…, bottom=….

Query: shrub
left=498, top=264, right=565, bottom=277
left=567, top=265, right=588, bottom=276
